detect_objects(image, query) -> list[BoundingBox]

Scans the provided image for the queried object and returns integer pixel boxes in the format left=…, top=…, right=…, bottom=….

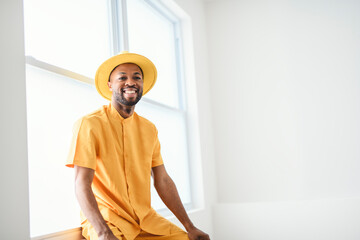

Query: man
left=66, top=51, right=210, bottom=240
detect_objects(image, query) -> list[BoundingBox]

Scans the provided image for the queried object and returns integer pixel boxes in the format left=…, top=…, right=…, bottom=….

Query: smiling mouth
left=124, top=90, right=136, bottom=94
left=122, top=88, right=138, bottom=97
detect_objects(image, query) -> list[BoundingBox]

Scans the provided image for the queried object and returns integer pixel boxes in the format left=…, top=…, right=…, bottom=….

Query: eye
left=134, top=76, right=142, bottom=80
left=118, top=76, right=127, bottom=81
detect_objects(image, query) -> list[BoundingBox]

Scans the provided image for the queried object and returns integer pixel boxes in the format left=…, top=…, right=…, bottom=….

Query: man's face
left=107, top=63, right=144, bottom=106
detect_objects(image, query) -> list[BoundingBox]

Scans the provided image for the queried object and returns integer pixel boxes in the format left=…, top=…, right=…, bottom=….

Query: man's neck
left=112, top=100, right=135, bottom=119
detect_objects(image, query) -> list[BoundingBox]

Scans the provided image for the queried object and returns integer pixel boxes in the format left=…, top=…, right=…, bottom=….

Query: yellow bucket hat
left=95, top=51, right=157, bottom=101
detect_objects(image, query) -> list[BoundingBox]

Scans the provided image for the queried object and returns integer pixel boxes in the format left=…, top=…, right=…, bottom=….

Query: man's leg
left=135, top=224, right=189, bottom=240
left=82, top=220, right=187, bottom=240
left=81, top=221, right=124, bottom=240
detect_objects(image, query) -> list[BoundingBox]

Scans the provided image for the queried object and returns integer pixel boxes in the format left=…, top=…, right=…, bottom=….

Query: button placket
left=122, top=120, right=139, bottom=221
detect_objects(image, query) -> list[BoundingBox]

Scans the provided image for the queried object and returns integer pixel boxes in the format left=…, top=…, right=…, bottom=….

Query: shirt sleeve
left=65, top=117, right=98, bottom=170
left=152, top=128, right=164, bottom=168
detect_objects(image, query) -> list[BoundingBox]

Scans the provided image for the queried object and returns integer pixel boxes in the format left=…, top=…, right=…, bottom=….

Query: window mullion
left=142, top=97, right=185, bottom=114
left=25, top=56, right=94, bottom=85
left=109, top=0, right=129, bottom=53
left=109, top=0, right=120, bottom=54
left=174, top=22, right=186, bottom=111
left=120, top=0, right=130, bottom=51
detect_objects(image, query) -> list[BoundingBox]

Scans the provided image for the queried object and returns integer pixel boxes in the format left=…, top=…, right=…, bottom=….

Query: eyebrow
left=119, top=72, right=142, bottom=75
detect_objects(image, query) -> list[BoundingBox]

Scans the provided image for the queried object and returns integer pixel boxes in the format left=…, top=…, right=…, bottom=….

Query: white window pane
left=26, top=65, right=107, bottom=237
left=136, top=101, right=191, bottom=209
left=127, top=0, right=180, bottom=108
left=23, top=0, right=111, bottom=78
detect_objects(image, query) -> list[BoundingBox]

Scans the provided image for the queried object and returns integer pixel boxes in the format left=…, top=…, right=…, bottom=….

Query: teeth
left=125, top=91, right=135, bottom=94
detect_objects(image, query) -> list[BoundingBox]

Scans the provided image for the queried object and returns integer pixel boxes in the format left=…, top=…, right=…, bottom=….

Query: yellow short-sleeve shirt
left=66, top=102, right=172, bottom=240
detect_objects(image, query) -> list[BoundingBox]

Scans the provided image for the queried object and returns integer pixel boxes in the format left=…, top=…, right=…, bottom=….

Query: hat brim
left=95, top=52, right=157, bottom=101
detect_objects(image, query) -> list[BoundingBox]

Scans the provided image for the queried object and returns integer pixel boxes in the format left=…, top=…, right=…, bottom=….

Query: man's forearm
left=154, top=176, right=195, bottom=231
left=75, top=182, right=111, bottom=235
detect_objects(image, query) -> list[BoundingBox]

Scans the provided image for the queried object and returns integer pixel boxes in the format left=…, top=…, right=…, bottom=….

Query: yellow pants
left=82, top=222, right=189, bottom=240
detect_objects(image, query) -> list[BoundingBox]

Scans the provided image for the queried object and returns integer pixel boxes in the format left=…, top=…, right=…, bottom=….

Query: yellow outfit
left=66, top=102, right=187, bottom=240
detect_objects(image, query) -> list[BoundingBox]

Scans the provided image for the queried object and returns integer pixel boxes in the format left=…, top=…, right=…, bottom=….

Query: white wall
left=205, top=0, right=360, bottom=239
left=214, top=198, right=360, bottom=240
left=0, top=0, right=31, bottom=239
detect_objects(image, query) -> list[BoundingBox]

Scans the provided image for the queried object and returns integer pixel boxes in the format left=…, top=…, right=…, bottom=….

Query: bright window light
left=26, top=65, right=107, bottom=237
left=23, top=0, right=111, bottom=78
left=136, top=101, right=191, bottom=209
left=127, top=0, right=180, bottom=108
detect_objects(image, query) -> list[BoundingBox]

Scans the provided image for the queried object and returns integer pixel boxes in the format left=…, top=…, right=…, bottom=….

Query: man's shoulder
left=134, top=113, right=157, bottom=129
left=77, top=105, right=108, bottom=126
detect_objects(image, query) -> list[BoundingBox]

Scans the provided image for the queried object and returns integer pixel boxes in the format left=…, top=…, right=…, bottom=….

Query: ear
left=107, top=82, right=112, bottom=91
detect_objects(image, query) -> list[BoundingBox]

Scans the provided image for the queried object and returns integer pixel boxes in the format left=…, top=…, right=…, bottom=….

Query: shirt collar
left=109, top=102, right=135, bottom=123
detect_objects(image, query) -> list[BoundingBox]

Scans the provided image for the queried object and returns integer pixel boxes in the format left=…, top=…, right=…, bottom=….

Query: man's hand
left=98, top=230, right=119, bottom=240
left=187, top=226, right=210, bottom=240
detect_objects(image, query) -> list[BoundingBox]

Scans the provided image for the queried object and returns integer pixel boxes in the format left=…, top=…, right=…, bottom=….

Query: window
left=24, top=0, right=192, bottom=238
left=127, top=0, right=191, bottom=210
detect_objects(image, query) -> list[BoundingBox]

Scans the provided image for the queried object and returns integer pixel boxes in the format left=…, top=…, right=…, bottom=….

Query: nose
left=125, top=78, right=136, bottom=87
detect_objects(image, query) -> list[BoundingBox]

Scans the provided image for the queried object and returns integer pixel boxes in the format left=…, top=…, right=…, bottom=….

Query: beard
left=113, top=87, right=143, bottom=106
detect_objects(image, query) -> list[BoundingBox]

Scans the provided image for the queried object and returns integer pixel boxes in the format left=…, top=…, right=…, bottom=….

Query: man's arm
left=74, top=165, right=118, bottom=240
left=152, top=165, right=210, bottom=240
